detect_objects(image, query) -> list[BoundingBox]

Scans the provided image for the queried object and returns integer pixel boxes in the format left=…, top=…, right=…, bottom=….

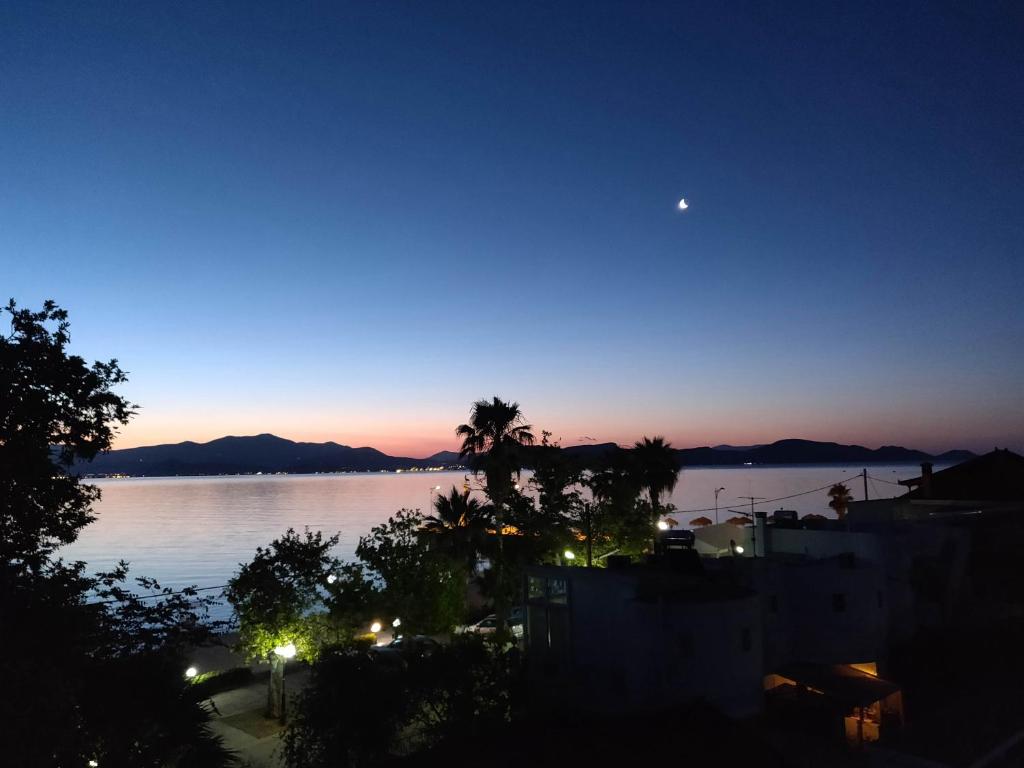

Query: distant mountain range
left=74, top=434, right=975, bottom=477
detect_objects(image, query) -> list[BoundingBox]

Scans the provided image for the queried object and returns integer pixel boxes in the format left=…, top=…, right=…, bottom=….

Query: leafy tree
left=0, top=299, right=135, bottom=573
left=827, top=483, right=854, bottom=520
left=324, top=561, right=381, bottom=643
left=0, top=300, right=233, bottom=766
left=354, top=508, right=465, bottom=634
left=226, top=527, right=340, bottom=718
left=631, top=436, right=681, bottom=549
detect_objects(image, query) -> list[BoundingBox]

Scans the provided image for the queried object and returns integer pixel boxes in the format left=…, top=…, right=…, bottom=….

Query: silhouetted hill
left=76, top=434, right=464, bottom=476
left=673, top=439, right=965, bottom=467
left=74, top=435, right=975, bottom=477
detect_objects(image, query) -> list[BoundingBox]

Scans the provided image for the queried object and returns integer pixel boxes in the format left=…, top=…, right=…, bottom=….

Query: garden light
left=370, top=621, right=382, bottom=633
left=184, top=666, right=198, bottom=679
left=656, top=520, right=670, bottom=531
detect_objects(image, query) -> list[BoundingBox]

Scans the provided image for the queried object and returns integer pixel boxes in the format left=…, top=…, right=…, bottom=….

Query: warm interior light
left=184, top=666, right=198, bottom=679
left=370, top=621, right=382, bottom=633
left=273, top=642, right=297, bottom=659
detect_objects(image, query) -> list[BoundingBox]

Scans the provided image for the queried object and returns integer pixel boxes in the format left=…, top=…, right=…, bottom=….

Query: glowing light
left=656, top=520, right=670, bottom=531
left=370, top=621, right=382, bottom=633
left=433, top=485, right=441, bottom=490
left=563, top=550, right=575, bottom=560
left=392, top=617, right=401, bottom=628
left=326, top=573, right=337, bottom=584
left=734, top=545, right=745, bottom=554
left=273, top=642, right=297, bottom=659
left=184, top=666, right=198, bottom=679
left=677, top=198, right=689, bottom=211
left=89, top=761, right=99, bottom=767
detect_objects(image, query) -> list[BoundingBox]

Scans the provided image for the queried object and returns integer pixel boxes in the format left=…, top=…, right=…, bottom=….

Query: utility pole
left=738, top=496, right=765, bottom=557
left=714, top=487, right=725, bottom=524
left=862, top=469, right=869, bottom=501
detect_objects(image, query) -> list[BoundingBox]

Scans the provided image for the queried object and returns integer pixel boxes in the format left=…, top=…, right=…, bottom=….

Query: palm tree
left=456, top=397, right=535, bottom=508
left=827, top=483, right=854, bottom=520
left=455, top=397, right=534, bottom=637
left=422, top=487, right=489, bottom=572
left=632, top=436, right=680, bottom=548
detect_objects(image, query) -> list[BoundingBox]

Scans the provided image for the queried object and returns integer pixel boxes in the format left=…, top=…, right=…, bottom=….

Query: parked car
left=461, top=615, right=524, bottom=638
left=368, top=635, right=442, bottom=668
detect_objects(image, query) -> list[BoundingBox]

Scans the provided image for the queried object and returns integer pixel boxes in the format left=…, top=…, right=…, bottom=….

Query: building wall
left=526, top=567, right=764, bottom=718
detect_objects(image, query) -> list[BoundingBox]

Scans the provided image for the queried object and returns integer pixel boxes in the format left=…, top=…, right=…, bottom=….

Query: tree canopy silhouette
left=0, top=300, right=233, bottom=767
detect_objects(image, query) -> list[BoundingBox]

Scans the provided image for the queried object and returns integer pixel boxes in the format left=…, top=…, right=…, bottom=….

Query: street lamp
left=274, top=643, right=297, bottom=659
left=563, top=549, right=576, bottom=561
left=370, top=621, right=382, bottom=634
left=656, top=520, right=670, bottom=531
left=427, top=484, right=441, bottom=510
left=714, top=487, right=726, bottom=524
left=184, top=666, right=198, bottom=680
left=269, top=642, right=297, bottom=721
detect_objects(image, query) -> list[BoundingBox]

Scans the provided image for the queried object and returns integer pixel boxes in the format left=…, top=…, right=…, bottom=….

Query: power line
left=672, top=476, right=855, bottom=516
left=866, top=473, right=906, bottom=487
left=85, top=583, right=228, bottom=606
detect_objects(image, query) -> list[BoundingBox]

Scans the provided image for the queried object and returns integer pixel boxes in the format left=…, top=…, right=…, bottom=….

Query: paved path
left=204, top=666, right=310, bottom=768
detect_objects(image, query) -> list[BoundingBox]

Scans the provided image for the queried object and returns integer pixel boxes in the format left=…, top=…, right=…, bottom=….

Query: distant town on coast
left=76, top=433, right=976, bottom=478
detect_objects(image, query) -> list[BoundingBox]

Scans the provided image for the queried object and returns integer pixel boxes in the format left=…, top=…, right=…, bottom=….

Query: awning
left=774, top=663, right=900, bottom=707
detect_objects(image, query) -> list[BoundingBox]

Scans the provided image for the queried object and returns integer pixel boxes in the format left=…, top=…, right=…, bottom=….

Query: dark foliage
left=0, top=301, right=233, bottom=767
left=282, top=636, right=520, bottom=768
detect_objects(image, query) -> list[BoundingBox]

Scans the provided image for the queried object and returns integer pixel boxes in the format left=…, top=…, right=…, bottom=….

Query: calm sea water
left=65, top=465, right=931, bottom=615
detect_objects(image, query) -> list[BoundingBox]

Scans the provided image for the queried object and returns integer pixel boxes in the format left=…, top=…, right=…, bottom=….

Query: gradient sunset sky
left=4, top=2, right=1023, bottom=456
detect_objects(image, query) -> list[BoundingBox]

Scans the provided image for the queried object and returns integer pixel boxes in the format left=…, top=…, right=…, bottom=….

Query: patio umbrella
left=726, top=515, right=750, bottom=526
left=690, top=516, right=713, bottom=527
left=801, top=513, right=827, bottom=521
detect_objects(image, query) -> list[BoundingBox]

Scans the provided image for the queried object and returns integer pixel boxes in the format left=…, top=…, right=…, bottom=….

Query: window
left=547, top=577, right=568, bottom=605
left=741, top=628, right=752, bottom=652
left=833, top=593, right=847, bottom=613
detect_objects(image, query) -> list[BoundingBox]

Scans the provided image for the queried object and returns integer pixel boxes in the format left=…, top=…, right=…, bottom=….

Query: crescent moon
left=677, top=198, right=689, bottom=211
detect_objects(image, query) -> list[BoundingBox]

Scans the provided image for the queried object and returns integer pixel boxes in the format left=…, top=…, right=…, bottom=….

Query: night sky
left=3, top=1, right=1022, bottom=454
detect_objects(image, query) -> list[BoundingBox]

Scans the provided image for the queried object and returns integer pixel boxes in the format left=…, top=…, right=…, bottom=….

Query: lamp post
left=269, top=642, right=296, bottom=721
left=714, top=487, right=725, bottom=524
left=427, top=484, right=441, bottom=511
